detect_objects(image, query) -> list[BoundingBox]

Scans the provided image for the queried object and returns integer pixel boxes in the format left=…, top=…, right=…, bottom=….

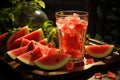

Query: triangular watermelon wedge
left=7, top=28, right=44, bottom=50
left=7, top=46, right=27, bottom=60
left=17, top=47, right=43, bottom=66
left=17, top=51, right=34, bottom=65
left=7, top=40, right=37, bottom=60
left=85, top=45, right=114, bottom=58
left=7, top=26, right=29, bottom=44
left=26, top=40, right=37, bottom=51
left=34, top=53, right=71, bottom=70
left=20, top=38, right=31, bottom=47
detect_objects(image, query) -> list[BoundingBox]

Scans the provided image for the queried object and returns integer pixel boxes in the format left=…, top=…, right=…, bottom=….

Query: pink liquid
left=56, top=13, right=88, bottom=58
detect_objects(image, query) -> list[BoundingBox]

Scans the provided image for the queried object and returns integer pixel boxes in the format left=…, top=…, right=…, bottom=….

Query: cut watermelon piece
left=0, top=32, right=8, bottom=53
left=85, top=45, right=114, bottom=58
left=7, top=28, right=44, bottom=50
left=94, top=72, right=102, bottom=79
left=7, top=26, right=29, bottom=44
left=23, top=28, right=44, bottom=42
left=17, top=47, right=45, bottom=66
left=65, top=61, right=75, bottom=70
left=56, top=13, right=87, bottom=58
left=47, top=42, right=54, bottom=48
left=107, top=71, right=116, bottom=79
left=0, top=32, right=8, bottom=48
left=47, top=48, right=58, bottom=55
left=7, top=40, right=37, bottom=60
left=36, top=42, right=50, bottom=55
left=20, top=38, right=31, bottom=47
left=39, top=38, right=48, bottom=45
left=34, top=53, right=71, bottom=70
left=7, top=46, right=27, bottom=60
left=26, top=40, right=37, bottom=51
left=17, top=51, right=34, bottom=65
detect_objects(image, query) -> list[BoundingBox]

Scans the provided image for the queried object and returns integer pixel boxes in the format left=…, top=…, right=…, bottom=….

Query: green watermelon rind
left=7, top=28, right=44, bottom=50
left=85, top=45, right=114, bottom=58
left=7, top=47, right=26, bottom=60
left=34, top=54, right=71, bottom=70
left=38, top=28, right=44, bottom=41
left=7, top=26, right=29, bottom=44
left=17, top=51, right=35, bottom=66
left=7, top=51, right=18, bottom=60
left=23, top=28, right=44, bottom=41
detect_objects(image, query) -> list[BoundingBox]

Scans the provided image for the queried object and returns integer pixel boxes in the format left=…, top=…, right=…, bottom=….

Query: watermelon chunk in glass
left=56, top=12, right=88, bottom=59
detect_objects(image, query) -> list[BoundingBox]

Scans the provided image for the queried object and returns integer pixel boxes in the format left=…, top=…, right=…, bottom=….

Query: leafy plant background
left=0, top=0, right=45, bottom=33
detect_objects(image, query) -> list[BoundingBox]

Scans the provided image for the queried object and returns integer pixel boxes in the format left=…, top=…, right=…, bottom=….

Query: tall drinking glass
left=55, top=10, right=89, bottom=63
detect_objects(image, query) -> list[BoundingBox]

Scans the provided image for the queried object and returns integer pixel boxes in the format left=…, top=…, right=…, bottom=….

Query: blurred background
left=43, top=0, right=120, bottom=45
left=0, top=0, right=120, bottom=45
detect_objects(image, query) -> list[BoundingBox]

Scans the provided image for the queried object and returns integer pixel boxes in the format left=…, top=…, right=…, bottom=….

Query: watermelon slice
left=26, top=40, right=37, bottom=51
left=22, top=28, right=44, bottom=42
left=7, top=46, right=27, bottom=60
left=39, top=38, right=48, bottom=45
left=34, top=53, right=71, bottom=70
left=0, top=32, right=8, bottom=47
left=20, top=38, right=31, bottom=47
left=7, top=26, right=29, bottom=44
left=7, top=28, right=44, bottom=50
left=85, top=45, right=114, bottom=58
left=0, top=32, right=8, bottom=51
left=17, top=51, right=33, bottom=65
left=17, top=47, right=43, bottom=66
left=7, top=40, right=37, bottom=60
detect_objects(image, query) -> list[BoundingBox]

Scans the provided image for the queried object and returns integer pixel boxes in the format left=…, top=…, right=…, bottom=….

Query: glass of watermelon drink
left=55, top=10, right=89, bottom=63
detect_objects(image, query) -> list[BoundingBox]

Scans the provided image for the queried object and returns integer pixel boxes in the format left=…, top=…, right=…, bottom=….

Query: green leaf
left=37, top=1, right=45, bottom=9
left=10, top=0, right=20, bottom=4
left=94, top=34, right=100, bottom=40
left=86, top=34, right=91, bottom=39
left=8, top=13, right=15, bottom=22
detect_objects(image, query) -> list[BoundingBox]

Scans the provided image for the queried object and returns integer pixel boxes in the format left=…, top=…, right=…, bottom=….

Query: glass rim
left=55, top=10, right=89, bottom=17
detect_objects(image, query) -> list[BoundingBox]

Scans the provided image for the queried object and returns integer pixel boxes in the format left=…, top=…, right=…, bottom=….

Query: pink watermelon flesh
left=7, top=26, right=29, bottom=44
left=56, top=13, right=87, bottom=58
left=23, top=28, right=44, bottom=42
left=47, top=48, right=58, bottom=55
left=34, top=53, right=71, bottom=70
left=39, top=38, right=48, bottom=45
left=38, top=54, right=69, bottom=65
left=47, top=42, right=54, bottom=48
left=7, top=46, right=27, bottom=60
left=7, top=28, right=44, bottom=50
left=17, top=51, right=34, bottom=65
left=16, top=41, right=50, bottom=65
left=37, top=42, right=50, bottom=55
left=26, top=40, right=37, bottom=51
left=20, top=38, right=31, bottom=47
left=17, top=47, right=46, bottom=66
left=7, top=40, right=38, bottom=60
left=85, top=45, right=114, bottom=58
left=0, top=32, right=8, bottom=48
left=32, top=47, right=44, bottom=58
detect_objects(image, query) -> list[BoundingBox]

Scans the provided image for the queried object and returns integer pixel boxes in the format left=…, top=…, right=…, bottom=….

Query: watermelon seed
left=34, top=42, right=37, bottom=45
left=56, top=58, right=59, bottom=62
left=45, top=59, right=49, bottom=63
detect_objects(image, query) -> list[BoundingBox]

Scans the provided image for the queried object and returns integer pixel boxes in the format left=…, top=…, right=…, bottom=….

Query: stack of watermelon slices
left=6, top=26, right=71, bottom=70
